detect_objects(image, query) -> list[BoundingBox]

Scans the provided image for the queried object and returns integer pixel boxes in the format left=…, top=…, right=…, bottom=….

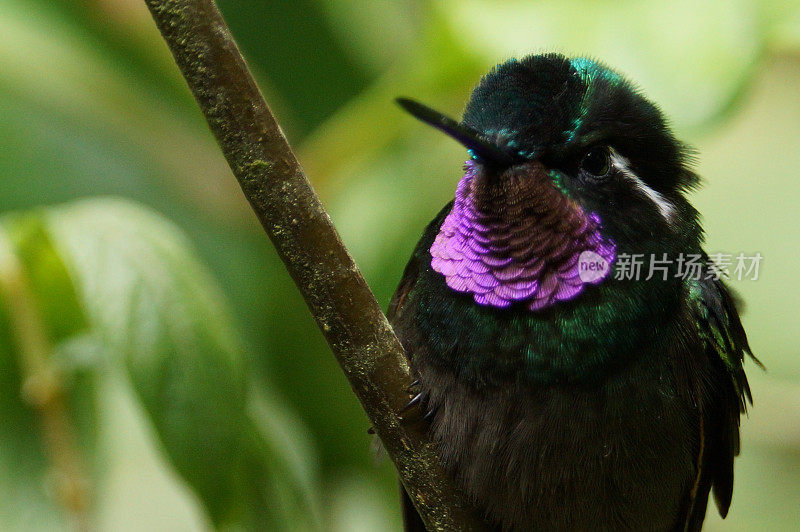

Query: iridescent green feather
left=687, top=276, right=759, bottom=412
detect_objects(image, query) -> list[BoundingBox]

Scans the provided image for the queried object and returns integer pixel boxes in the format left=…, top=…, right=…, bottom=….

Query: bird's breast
left=415, top=351, right=697, bottom=531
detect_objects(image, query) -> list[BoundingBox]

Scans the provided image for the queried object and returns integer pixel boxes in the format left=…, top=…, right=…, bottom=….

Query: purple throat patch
left=430, top=161, right=616, bottom=311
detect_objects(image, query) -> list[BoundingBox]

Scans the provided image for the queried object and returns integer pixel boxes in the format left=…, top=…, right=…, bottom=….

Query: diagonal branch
left=141, top=1, right=485, bottom=530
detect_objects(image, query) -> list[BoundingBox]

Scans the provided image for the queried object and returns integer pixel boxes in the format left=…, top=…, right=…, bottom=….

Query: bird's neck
left=413, top=267, right=680, bottom=387
left=404, top=202, right=685, bottom=387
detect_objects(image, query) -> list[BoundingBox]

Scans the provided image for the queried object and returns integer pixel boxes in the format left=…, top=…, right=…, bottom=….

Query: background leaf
left=0, top=199, right=322, bottom=530
left=0, top=214, right=96, bottom=531
left=45, top=198, right=322, bottom=530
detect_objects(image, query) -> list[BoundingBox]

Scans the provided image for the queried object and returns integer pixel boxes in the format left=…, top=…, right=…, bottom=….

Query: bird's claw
left=398, top=389, right=434, bottom=424
left=400, top=392, right=424, bottom=413
left=405, top=379, right=420, bottom=393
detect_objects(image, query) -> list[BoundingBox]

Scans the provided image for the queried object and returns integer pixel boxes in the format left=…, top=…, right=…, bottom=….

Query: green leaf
left=3, top=214, right=89, bottom=344
left=0, top=215, right=96, bottom=531
left=0, top=198, right=321, bottom=529
left=0, top=307, right=68, bottom=532
left=44, top=198, right=321, bottom=529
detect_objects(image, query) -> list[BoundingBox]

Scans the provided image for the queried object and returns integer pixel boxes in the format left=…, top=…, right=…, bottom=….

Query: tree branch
left=141, top=1, right=484, bottom=529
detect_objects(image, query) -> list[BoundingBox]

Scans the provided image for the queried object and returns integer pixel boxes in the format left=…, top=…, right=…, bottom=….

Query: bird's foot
left=398, top=381, right=434, bottom=424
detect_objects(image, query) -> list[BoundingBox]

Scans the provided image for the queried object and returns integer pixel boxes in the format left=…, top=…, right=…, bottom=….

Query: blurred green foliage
left=0, top=1, right=799, bottom=530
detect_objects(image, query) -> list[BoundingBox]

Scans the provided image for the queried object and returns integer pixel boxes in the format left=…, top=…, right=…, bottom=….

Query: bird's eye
left=580, top=146, right=611, bottom=178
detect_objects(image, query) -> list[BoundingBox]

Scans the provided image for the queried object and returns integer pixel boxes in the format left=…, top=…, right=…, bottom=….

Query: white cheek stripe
left=610, top=152, right=675, bottom=222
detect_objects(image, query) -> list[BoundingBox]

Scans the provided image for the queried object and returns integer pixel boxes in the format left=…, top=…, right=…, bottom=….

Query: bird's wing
left=387, top=249, right=429, bottom=532
left=681, top=276, right=761, bottom=531
left=387, top=250, right=420, bottom=324
left=388, top=203, right=454, bottom=532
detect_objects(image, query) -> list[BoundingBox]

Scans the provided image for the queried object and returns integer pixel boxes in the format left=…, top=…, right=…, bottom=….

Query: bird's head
left=398, top=54, right=701, bottom=311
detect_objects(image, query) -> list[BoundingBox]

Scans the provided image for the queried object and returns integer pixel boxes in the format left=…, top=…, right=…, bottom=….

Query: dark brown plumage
left=390, top=54, right=759, bottom=531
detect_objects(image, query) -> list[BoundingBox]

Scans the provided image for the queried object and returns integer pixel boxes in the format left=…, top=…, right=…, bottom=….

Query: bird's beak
left=396, top=98, right=522, bottom=168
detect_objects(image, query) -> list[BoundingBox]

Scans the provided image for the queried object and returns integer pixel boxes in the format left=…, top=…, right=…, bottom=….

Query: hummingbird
left=389, top=54, right=760, bottom=531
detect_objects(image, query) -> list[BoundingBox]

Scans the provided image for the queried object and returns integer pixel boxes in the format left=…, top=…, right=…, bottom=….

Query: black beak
left=396, top=98, right=522, bottom=168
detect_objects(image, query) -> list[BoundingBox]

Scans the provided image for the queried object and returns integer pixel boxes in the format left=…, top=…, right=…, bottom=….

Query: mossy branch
left=141, top=1, right=485, bottom=529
